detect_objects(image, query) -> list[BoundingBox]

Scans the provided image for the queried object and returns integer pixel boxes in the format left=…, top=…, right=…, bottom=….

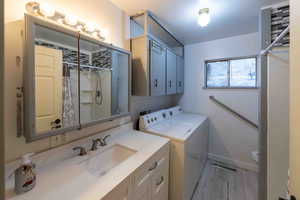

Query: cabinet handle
left=154, top=79, right=158, bottom=88
left=179, top=81, right=182, bottom=87
left=148, top=161, right=158, bottom=171
left=156, top=176, right=164, bottom=186
left=169, top=80, right=172, bottom=88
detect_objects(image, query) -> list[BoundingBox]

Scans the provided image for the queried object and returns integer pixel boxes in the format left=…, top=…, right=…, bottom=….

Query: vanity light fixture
left=198, top=8, right=210, bottom=27
left=25, top=1, right=107, bottom=41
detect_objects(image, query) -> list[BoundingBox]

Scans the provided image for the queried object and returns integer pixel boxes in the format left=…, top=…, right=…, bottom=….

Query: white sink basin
left=80, top=144, right=137, bottom=177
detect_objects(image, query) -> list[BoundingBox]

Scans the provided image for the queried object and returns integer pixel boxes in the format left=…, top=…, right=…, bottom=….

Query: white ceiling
left=110, top=0, right=287, bottom=44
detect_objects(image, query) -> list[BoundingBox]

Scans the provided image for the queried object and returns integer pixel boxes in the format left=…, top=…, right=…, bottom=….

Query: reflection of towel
left=62, top=76, right=76, bottom=128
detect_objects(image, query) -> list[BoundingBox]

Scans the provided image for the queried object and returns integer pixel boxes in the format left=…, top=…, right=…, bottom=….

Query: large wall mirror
left=23, top=15, right=130, bottom=142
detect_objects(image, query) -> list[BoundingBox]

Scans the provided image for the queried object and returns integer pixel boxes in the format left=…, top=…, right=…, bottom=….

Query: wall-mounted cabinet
left=130, top=11, right=184, bottom=96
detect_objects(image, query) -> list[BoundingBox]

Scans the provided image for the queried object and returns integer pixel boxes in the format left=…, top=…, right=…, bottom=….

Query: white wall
left=179, top=32, right=259, bottom=170
left=290, top=0, right=300, bottom=197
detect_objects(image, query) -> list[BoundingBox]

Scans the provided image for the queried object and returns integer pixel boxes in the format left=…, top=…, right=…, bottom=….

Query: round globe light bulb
left=39, top=3, right=56, bottom=17
left=65, top=15, right=78, bottom=26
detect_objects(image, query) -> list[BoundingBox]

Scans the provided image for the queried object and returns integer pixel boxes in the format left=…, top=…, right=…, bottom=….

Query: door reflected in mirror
left=34, top=24, right=79, bottom=134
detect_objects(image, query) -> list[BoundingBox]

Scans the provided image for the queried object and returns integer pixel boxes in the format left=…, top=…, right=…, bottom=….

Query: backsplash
left=271, top=5, right=289, bottom=46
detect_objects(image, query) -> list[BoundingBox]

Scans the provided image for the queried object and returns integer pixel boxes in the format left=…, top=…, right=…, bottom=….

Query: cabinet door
left=102, top=178, right=130, bottom=200
left=176, top=56, right=184, bottom=93
left=150, top=40, right=166, bottom=96
left=166, top=49, right=177, bottom=95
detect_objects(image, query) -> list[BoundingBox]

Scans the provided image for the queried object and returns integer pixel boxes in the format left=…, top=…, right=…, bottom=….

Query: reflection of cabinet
left=176, top=56, right=184, bottom=94
left=166, top=49, right=177, bottom=95
left=102, top=143, right=170, bottom=200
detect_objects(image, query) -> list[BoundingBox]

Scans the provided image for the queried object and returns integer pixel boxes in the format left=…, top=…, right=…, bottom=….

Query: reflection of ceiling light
left=39, top=3, right=56, bottom=17
left=198, top=8, right=210, bottom=27
left=64, top=15, right=78, bottom=26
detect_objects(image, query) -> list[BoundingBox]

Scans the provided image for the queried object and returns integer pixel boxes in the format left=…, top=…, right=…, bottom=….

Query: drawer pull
left=148, top=161, right=158, bottom=171
left=156, top=176, right=164, bottom=186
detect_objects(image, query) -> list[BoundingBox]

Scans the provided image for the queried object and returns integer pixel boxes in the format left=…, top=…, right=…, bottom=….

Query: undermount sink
left=80, top=144, right=137, bottom=177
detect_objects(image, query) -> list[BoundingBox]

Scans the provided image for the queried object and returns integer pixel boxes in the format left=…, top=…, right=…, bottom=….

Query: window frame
left=204, top=55, right=258, bottom=89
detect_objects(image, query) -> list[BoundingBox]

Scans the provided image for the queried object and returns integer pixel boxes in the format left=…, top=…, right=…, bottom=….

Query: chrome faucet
left=91, top=139, right=102, bottom=151
left=99, top=135, right=111, bottom=146
left=73, top=146, right=87, bottom=156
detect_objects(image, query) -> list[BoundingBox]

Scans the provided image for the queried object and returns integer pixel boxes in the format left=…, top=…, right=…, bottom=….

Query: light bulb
left=198, top=8, right=210, bottom=27
left=64, top=15, right=78, bottom=26
left=101, top=29, right=109, bottom=39
left=39, top=3, right=56, bottom=17
left=85, top=22, right=97, bottom=32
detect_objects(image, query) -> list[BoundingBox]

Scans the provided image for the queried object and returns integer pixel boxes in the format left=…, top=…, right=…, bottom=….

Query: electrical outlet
left=50, top=135, right=62, bottom=148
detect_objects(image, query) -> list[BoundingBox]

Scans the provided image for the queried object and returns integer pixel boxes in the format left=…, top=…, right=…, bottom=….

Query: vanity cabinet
left=102, top=142, right=170, bottom=200
left=166, top=49, right=177, bottom=95
left=102, top=178, right=131, bottom=200
left=176, top=56, right=184, bottom=93
left=132, top=143, right=169, bottom=200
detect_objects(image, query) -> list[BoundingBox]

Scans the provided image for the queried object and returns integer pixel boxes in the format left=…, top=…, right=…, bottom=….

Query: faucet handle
left=91, top=139, right=101, bottom=151
left=73, top=146, right=87, bottom=156
left=100, top=135, right=111, bottom=146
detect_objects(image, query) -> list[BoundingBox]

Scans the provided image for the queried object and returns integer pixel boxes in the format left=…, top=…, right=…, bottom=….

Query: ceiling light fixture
left=198, top=8, right=210, bottom=27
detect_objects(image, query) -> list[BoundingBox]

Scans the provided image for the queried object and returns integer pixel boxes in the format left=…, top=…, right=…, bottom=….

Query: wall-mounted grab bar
left=209, top=96, right=259, bottom=129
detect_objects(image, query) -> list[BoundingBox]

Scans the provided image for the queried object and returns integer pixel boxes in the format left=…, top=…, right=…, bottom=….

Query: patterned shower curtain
left=62, top=65, right=76, bottom=128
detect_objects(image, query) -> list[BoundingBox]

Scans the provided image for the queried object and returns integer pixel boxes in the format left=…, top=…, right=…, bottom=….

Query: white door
left=166, top=49, right=177, bottom=95
left=267, top=48, right=290, bottom=200
left=35, top=45, right=63, bottom=133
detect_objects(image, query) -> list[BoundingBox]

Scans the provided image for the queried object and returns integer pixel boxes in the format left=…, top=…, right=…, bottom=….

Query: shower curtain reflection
left=62, top=63, right=77, bottom=128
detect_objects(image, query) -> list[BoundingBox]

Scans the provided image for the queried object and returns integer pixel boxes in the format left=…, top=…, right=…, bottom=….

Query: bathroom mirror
left=34, top=24, right=80, bottom=134
left=23, top=15, right=131, bottom=142
left=78, top=38, right=129, bottom=125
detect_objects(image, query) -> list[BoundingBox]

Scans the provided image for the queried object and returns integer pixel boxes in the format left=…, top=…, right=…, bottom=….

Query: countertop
left=5, top=127, right=169, bottom=200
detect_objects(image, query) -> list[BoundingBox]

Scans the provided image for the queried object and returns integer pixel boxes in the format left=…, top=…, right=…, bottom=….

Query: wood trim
left=0, top=0, right=4, bottom=198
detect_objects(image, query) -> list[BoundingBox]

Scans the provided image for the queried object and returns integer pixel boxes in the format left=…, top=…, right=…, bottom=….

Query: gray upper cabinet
left=177, top=56, right=184, bottom=93
left=130, top=11, right=184, bottom=96
left=150, top=40, right=166, bottom=96
left=166, top=49, right=177, bottom=95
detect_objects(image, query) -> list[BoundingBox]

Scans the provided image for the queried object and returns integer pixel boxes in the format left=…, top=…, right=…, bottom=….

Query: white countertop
left=5, top=127, right=169, bottom=200
left=145, top=113, right=208, bottom=142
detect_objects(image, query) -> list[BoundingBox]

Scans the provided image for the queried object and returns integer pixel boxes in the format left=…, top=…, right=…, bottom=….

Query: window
left=205, top=57, right=257, bottom=88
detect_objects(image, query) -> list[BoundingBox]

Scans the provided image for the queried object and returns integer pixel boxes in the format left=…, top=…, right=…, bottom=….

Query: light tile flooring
left=192, top=161, right=258, bottom=200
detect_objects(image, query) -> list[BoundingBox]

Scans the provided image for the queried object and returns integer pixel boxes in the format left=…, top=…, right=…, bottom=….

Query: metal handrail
left=260, top=25, right=290, bottom=56
left=209, top=96, right=259, bottom=129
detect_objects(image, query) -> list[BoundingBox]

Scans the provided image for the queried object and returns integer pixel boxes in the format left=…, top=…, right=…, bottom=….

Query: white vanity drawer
left=151, top=154, right=169, bottom=200
left=133, top=142, right=169, bottom=200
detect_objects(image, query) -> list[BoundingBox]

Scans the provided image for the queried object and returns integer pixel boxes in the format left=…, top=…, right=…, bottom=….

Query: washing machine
left=139, top=106, right=209, bottom=200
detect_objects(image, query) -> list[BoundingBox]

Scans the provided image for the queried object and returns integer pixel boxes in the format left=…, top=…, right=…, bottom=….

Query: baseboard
left=208, top=153, right=259, bottom=172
